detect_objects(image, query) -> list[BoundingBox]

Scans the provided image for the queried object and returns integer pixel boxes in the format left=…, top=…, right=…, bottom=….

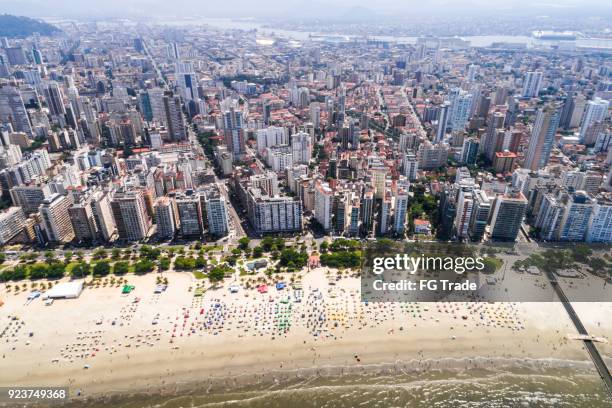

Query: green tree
left=279, top=249, right=308, bottom=271
left=44, top=250, right=56, bottom=262
left=93, top=248, right=107, bottom=260
left=174, top=256, right=196, bottom=270
left=47, top=262, right=66, bottom=279
left=71, top=261, right=91, bottom=277
left=208, top=266, right=226, bottom=283
left=111, top=248, right=122, bottom=260
left=195, top=256, right=207, bottom=268
left=0, top=265, right=27, bottom=282
left=238, top=237, right=250, bottom=251
left=29, top=263, right=49, bottom=280
left=140, top=245, right=161, bottom=260
left=113, top=261, right=130, bottom=275
left=262, top=236, right=275, bottom=251
left=252, top=246, right=263, bottom=258
left=158, top=257, right=171, bottom=271
left=93, top=260, right=111, bottom=276
left=134, top=259, right=155, bottom=274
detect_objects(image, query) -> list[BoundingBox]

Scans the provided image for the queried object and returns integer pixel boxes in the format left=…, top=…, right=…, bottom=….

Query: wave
left=60, top=358, right=609, bottom=408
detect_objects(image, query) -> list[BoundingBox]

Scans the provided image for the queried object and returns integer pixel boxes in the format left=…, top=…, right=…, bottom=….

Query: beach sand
left=0, top=268, right=610, bottom=402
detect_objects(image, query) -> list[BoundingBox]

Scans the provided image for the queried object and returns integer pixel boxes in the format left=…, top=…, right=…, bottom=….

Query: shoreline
left=56, top=356, right=602, bottom=407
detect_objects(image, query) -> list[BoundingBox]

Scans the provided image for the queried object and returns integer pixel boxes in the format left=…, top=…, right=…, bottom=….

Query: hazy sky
left=0, top=0, right=610, bottom=20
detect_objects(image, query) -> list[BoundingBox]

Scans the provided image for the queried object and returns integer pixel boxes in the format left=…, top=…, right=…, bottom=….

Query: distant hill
left=0, top=14, right=61, bottom=38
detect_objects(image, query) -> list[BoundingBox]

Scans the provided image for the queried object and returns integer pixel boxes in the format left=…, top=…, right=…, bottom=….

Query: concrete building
left=521, top=71, right=543, bottom=98
left=69, top=196, right=99, bottom=242
left=0, top=86, right=33, bottom=136
left=587, top=196, right=612, bottom=243
left=110, top=189, right=152, bottom=241
left=0, top=206, right=26, bottom=244
left=558, top=191, right=595, bottom=241
left=246, top=187, right=302, bottom=234
left=175, top=193, right=203, bottom=237
left=154, top=197, right=177, bottom=239
left=579, top=97, right=609, bottom=143
left=403, top=152, right=419, bottom=180
left=523, top=104, right=560, bottom=171
left=291, top=132, right=312, bottom=164
left=40, top=193, right=75, bottom=243
left=393, top=188, right=409, bottom=234
left=10, top=184, right=51, bottom=215
left=314, top=182, right=333, bottom=231
left=469, top=189, right=491, bottom=241
left=490, top=189, right=528, bottom=241
left=204, top=188, right=230, bottom=237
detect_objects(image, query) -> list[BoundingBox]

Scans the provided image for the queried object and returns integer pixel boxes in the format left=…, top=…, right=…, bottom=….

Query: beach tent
left=257, top=285, right=268, bottom=293
left=122, top=285, right=135, bottom=294
left=44, top=281, right=83, bottom=299
left=276, top=282, right=286, bottom=290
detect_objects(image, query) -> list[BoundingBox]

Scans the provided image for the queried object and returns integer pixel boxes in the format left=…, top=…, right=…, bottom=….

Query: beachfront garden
left=0, top=244, right=227, bottom=286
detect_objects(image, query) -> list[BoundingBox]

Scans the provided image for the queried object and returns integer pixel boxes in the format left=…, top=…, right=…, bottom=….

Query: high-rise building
left=493, top=151, right=517, bottom=174
left=266, top=145, right=293, bottom=173
left=372, top=167, right=387, bottom=199
left=483, top=111, right=505, bottom=161
left=43, top=81, right=66, bottom=117
left=245, top=187, right=302, bottom=234
left=154, top=197, right=177, bottom=239
left=0, top=86, right=33, bottom=136
left=162, top=91, right=187, bottom=141
left=91, top=190, right=116, bottom=242
left=69, top=196, right=99, bottom=242
left=111, top=189, right=152, bottom=241
left=314, top=182, right=333, bottom=231
left=535, top=193, right=564, bottom=241
left=435, top=101, right=450, bottom=142
left=579, top=97, right=609, bottom=143
left=418, top=142, right=448, bottom=170
left=469, top=189, right=491, bottom=241
left=393, top=188, right=409, bottom=234
left=175, top=193, right=203, bottom=237
left=460, top=138, right=479, bottom=165
left=360, top=190, right=374, bottom=235
left=403, top=152, right=419, bottom=181
left=448, top=88, right=473, bottom=132
left=489, top=189, right=528, bottom=241
left=0, top=207, right=26, bottom=244
left=587, top=196, right=612, bottom=243
left=558, top=191, right=595, bottom=241
left=9, top=184, right=51, bottom=214
left=377, top=192, right=392, bottom=235
left=5, top=47, right=27, bottom=65
left=222, top=105, right=244, bottom=159
left=175, top=61, right=198, bottom=101
left=204, top=188, right=230, bottom=237
left=40, top=193, right=75, bottom=243
left=291, top=132, right=312, bottom=164
left=523, top=104, right=560, bottom=171
left=521, top=71, right=543, bottom=98
left=454, top=189, right=474, bottom=239
left=256, top=126, right=287, bottom=154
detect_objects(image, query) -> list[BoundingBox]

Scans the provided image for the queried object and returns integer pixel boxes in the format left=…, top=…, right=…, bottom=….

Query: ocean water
left=67, top=363, right=612, bottom=408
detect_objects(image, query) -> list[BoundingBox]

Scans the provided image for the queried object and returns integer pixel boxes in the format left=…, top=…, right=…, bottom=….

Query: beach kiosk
left=44, top=281, right=84, bottom=299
